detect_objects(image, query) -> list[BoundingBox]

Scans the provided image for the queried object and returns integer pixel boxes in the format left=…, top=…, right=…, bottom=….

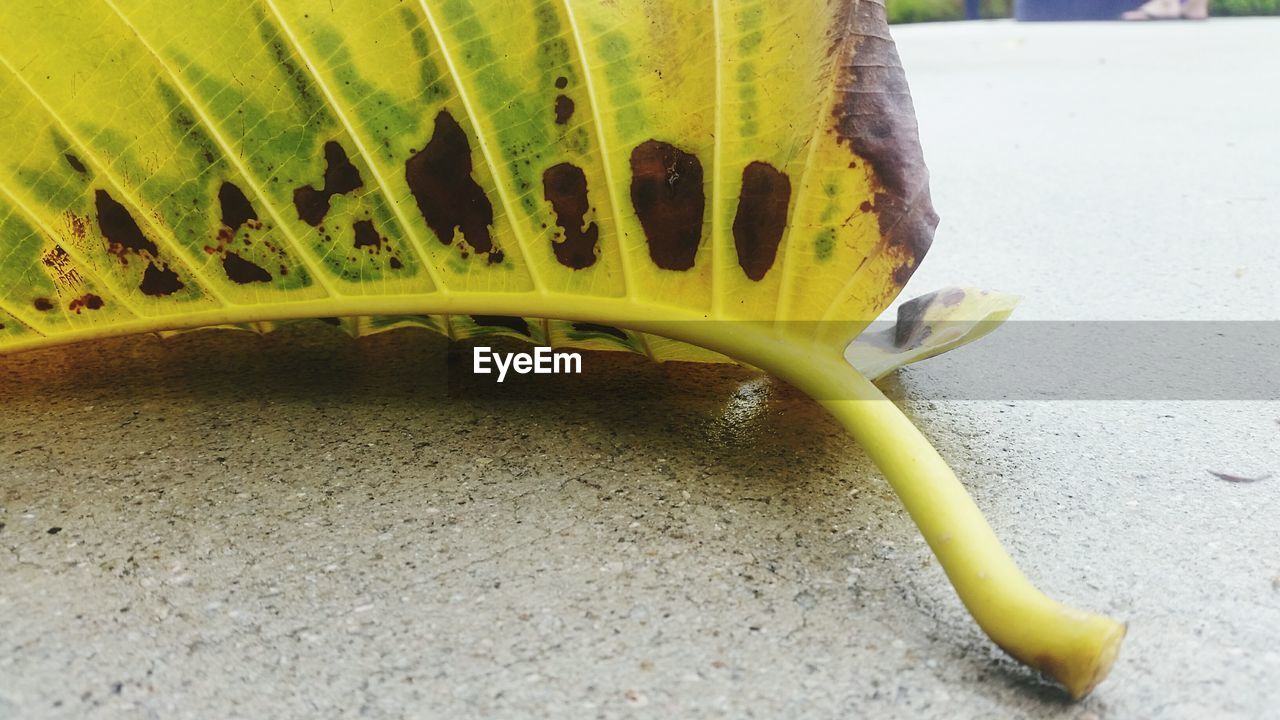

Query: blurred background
left=888, top=0, right=1279, bottom=22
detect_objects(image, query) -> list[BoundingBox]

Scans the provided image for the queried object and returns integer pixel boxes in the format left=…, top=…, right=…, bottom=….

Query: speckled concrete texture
left=3, top=19, right=1279, bottom=720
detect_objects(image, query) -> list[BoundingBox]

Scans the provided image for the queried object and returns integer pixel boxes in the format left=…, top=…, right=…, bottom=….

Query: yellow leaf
left=0, top=0, right=1124, bottom=698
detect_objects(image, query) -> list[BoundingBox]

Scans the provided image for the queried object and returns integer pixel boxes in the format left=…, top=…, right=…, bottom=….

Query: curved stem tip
left=779, top=356, right=1125, bottom=699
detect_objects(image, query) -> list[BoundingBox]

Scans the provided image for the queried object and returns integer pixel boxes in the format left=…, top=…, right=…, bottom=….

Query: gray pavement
left=2, top=18, right=1279, bottom=720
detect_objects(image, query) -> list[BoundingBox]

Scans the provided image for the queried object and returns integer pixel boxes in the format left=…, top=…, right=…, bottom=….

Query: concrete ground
left=3, top=18, right=1279, bottom=720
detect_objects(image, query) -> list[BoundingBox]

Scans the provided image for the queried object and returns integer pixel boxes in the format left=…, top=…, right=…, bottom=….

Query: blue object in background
left=1015, top=0, right=1139, bottom=20
left=966, top=0, right=982, bottom=18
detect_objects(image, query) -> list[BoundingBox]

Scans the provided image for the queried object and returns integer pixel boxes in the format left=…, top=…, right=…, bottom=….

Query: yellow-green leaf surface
left=0, top=0, right=941, bottom=364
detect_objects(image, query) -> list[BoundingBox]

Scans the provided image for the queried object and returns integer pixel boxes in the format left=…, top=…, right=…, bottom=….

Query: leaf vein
left=261, top=0, right=447, bottom=295
left=100, top=0, right=340, bottom=299
left=414, top=0, right=546, bottom=294
left=556, top=0, right=636, bottom=300
left=0, top=49, right=232, bottom=310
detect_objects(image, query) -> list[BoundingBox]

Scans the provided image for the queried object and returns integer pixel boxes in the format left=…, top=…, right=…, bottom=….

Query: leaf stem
left=773, top=353, right=1125, bottom=700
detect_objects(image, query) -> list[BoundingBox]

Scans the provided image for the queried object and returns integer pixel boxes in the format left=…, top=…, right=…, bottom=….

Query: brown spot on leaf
left=64, top=213, right=88, bottom=241
left=218, top=181, right=259, bottom=234
left=406, top=111, right=498, bottom=259
left=555, top=76, right=568, bottom=90
left=33, top=297, right=53, bottom=311
left=95, top=190, right=158, bottom=261
left=542, top=163, right=598, bottom=269
left=293, top=141, right=364, bottom=226
left=732, top=161, right=791, bottom=281
left=68, top=294, right=104, bottom=313
left=40, top=244, right=73, bottom=272
left=573, top=323, right=627, bottom=341
left=64, top=153, right=87, bottom=174
left=352, top=220, right=384, bottom=252
left=830, top=0, right=938, bottom=282
left=140, top=262, right=185, bottom=297
left=629, top=140, right=705, bottom=271
left=471, top=315, right=530, bottom=335
left=554, top=95, right=575, bottom=125
left=223, top=252, right=272, bottom=284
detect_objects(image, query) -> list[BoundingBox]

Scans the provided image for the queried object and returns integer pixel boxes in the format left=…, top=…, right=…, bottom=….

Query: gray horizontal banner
left=439, top=320, right=1279, bottom=401
left=856, top=320, right=1279, bottom=401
